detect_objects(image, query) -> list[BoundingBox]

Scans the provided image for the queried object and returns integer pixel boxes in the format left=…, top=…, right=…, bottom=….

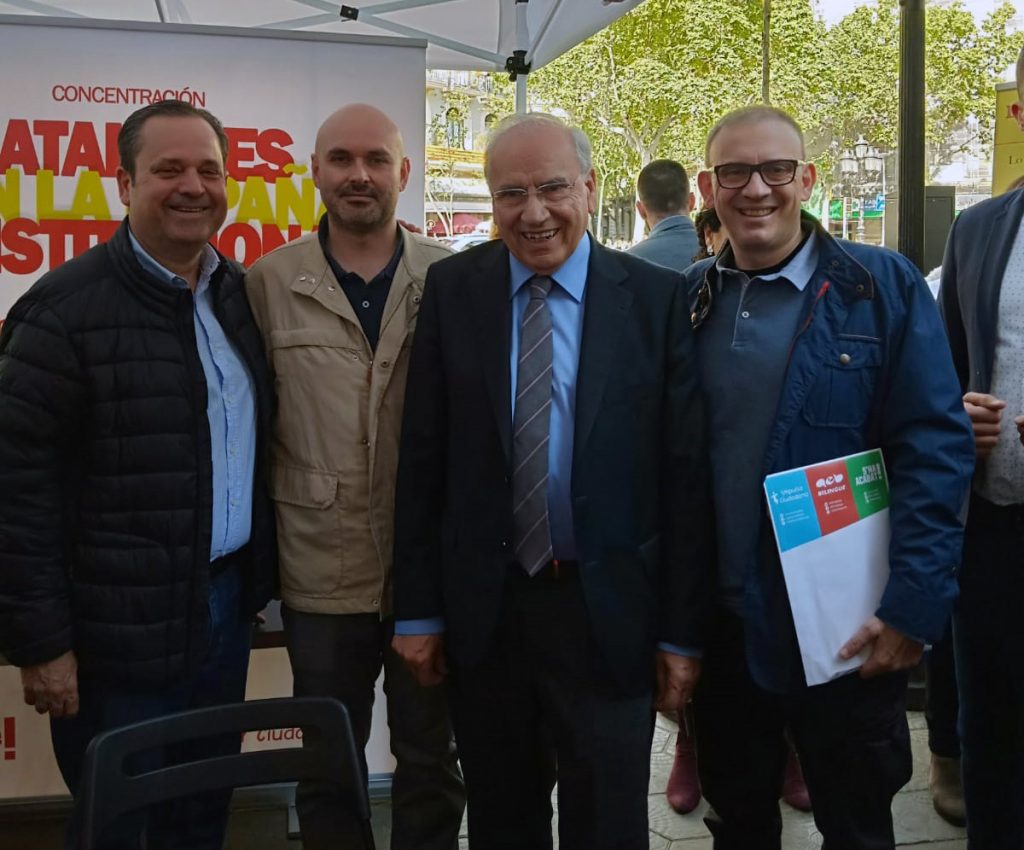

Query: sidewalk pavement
left=446, top=710, right=967, bottom=850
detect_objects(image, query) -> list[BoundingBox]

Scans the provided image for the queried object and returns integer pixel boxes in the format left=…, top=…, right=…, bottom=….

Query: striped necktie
left=512, top=275, right=555, bottom=576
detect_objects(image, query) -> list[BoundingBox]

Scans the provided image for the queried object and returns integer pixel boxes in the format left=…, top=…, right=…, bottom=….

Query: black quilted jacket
left=0, top=220, right=277, bottom=686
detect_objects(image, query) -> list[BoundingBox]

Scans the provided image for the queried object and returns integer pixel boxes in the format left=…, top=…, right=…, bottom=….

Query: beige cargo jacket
left=245, top=228, right=453, bottom=616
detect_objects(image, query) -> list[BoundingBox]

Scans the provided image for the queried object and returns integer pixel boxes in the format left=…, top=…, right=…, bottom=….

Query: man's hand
left=655, top=651, right=701, bottom=713
left=839, top=617, right=924, bottom=679
left=963, top=391, right=1006, bottom=458
left=392, top=634, right=447, bottom=687
left=1014, top=414, right=1024, bottom=448
left=397, top=219, right=424, bottom=235
left=21, top=650, right=79, bottom=719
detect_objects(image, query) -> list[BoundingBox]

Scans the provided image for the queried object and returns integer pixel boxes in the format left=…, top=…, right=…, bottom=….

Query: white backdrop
left=0, top=15, right=426, bottom=316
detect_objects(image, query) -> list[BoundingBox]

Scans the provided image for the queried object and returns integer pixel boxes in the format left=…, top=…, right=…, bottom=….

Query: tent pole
left=515, top=75, right=528, bottom=113
left=513, top=0, right=530, bottom=112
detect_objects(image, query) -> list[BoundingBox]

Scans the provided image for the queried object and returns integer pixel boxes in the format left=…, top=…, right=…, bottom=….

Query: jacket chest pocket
left=269, top=328, right=365, bottom=375
left=802, top=337, right=882, bottom=429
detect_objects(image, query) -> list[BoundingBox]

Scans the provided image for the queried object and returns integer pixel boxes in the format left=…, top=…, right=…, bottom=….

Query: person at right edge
left=685, top=105, right=974, bottom=849
left=938, top=44, right=1024, bottom=850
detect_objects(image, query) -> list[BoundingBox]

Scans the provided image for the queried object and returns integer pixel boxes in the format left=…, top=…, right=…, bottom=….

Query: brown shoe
left=929, top=754, right=966, bottom=826
left=781, top=748, right=812, bottom=812
left=666, top=728, right=701, bottom=814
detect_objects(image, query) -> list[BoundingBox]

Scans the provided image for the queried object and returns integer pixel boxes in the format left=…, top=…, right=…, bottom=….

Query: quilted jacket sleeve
left=0, top=297, right=85, bottom=666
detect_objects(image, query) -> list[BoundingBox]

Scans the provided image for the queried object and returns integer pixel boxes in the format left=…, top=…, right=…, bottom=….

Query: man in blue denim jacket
left=683, top=105, right=974, bottom=849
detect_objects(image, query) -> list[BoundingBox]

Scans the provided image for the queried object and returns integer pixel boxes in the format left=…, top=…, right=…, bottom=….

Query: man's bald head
left=315, top=103, right=405, bottom=159
left=312, top=102, right=411, bottom=236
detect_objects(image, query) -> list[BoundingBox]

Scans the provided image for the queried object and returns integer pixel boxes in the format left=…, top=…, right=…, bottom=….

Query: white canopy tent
left=0, top=0, right=647, bottom=108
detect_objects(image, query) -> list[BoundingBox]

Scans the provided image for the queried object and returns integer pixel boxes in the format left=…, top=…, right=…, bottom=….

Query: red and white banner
left=0, top=16, right=427, bottom=317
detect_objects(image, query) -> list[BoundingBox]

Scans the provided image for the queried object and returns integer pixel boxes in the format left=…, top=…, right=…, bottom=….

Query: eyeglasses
left=712, top=159, right=803, bottom=190
left=691, top=278, right=713, bottom=330
left=491, top=176, right=579, bottom=208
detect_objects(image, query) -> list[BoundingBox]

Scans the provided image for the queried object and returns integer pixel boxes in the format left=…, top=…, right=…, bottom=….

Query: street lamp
left=840, top=136, right=886, bottom=244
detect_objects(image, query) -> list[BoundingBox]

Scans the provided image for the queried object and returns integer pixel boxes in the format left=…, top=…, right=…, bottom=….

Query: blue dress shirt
left=396, top=236, right=694, bottom=660
left=129, top=230, right=256, bottom=561
left=508, top=236, right=589, bottom=560
left=396, top=237, right=589, bottom=636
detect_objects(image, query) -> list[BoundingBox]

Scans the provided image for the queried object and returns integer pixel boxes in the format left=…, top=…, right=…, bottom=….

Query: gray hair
left=484, top=112, right=592, bottom=185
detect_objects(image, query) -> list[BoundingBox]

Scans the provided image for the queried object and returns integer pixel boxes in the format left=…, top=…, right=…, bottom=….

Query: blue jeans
left=52, top=565, right=252, bottom=850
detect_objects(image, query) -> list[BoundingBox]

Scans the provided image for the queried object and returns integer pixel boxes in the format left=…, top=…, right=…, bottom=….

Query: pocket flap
left=269, top=328, right=356, bottom=350
left=270, top=464, right=337, bottom=509
left=830, top=339, right=882, bottom=369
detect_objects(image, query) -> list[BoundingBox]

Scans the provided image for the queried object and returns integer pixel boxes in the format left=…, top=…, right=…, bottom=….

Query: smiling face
left=116, top=115, right=227, bottom=276
left=312, top=104, right=410, bottom=236
left=487, top=122, right=596, bottom=276
left=698, top=117, right=815, bottom=270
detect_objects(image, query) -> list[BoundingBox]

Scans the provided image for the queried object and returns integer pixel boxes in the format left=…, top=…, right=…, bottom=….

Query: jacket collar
left=649, top=214, right=695, bottom=238
left=106, top=218, right=230, bottom=310
left=700, top=212, right=874, bottom=307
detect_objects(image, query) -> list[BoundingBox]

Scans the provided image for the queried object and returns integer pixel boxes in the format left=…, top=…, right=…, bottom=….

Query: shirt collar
left=128, top=227, right=220, bottom=293
left=714, top=228, right=818, bottom=293
left=317, top=213, right=404, bottom=283
left=508, top=232, right=590, bottom=303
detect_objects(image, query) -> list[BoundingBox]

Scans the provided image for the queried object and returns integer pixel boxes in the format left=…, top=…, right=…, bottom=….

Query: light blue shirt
left=396, top=235, right=694, bottom=658
left=129, top=230, right=256, bottom=561
left=509, top=235, right=589, bottom=560
left=396, top=237, right=589, bottom=636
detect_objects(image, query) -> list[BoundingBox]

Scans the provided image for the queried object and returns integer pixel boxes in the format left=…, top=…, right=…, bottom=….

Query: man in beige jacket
left=245, top=103, right=465, bottom=850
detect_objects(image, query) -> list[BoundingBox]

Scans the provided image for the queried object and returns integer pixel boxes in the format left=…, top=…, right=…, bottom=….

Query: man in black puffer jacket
left=0, top=101, right=276, bottom=849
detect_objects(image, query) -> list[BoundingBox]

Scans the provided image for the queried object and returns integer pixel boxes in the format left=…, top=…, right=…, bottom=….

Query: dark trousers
left=926, top=624, right=960, bottom=758
left=282, top=607, right=464, bottom=850
left=954, top=494, right=1024, bottom=849
left=52, top=565, right=252, bottom=850
left=693, top=606, right=911, bottom=850
left=448, top=568, right=653, bottom=850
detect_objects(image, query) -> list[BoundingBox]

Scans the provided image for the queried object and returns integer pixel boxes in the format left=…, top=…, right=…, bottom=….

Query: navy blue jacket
left=685, top=216, right=974, bottom=692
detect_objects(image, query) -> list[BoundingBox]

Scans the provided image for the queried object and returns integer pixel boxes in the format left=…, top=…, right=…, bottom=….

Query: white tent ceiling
left=0, top=0, right=646, bottom=71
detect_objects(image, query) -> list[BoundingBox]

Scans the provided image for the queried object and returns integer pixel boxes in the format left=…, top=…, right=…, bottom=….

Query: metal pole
left=514, top=0, right=530, bottom=113
left=898, top=0, right=926, bottom=269
left=762, top=0, right=771, bottom=104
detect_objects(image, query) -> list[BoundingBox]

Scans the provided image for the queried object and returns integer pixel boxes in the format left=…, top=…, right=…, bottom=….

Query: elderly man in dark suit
left=390, top=112, right=713, bottom=850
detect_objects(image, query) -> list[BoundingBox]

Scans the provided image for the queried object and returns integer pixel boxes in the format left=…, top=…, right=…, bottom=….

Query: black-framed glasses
left=691, top=278, right=713, bottom=330
left=491, top=176, right=580, bottom=208
left=712, top=159, right=803, bottom=190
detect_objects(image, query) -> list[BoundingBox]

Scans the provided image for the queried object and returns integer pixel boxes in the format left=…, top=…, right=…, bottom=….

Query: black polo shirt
left=317, top=214, right=404, bottom=351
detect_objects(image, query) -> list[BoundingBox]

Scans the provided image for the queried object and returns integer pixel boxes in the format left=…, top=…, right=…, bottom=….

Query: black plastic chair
left=74, top=696, right=375, bottom=850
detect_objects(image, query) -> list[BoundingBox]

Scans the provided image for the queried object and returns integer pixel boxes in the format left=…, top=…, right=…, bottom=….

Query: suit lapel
left=977, top=194, right=1024, bottom=381
left=574, top=242, right=632, bottom=463
left=469, top=243, right=513, bottom=462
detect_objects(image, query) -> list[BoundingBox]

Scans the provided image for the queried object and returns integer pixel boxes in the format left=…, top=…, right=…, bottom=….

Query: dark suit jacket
left=392, top=236, right=713, bottom=696
left=939, top=187, right=1024, bottom=395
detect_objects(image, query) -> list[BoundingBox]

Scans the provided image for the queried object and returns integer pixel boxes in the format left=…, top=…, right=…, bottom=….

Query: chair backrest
left=74, top=696, right=374, bottom=850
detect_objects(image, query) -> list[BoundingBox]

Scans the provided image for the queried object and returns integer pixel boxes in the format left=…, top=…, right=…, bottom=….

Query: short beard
left=325, top=191, right=396, bottom=236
